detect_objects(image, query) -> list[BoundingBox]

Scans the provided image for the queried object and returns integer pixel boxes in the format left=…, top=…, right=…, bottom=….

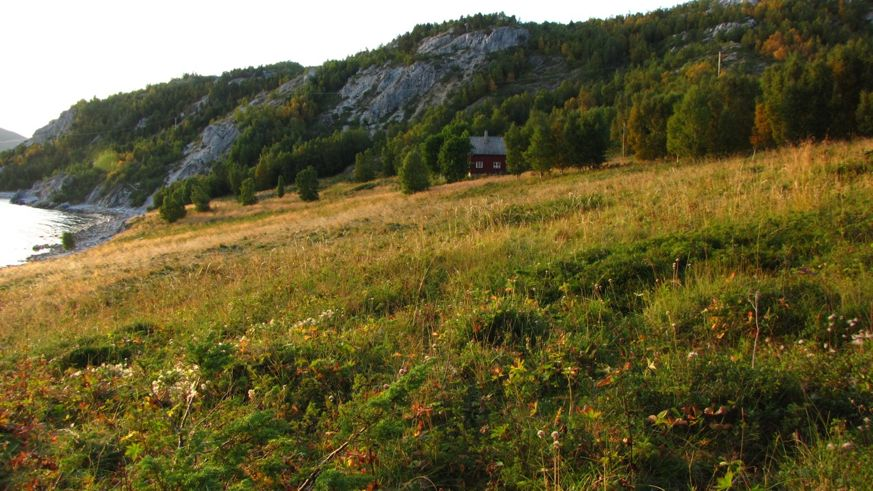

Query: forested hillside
left=1, top=0, right=871, bottom=210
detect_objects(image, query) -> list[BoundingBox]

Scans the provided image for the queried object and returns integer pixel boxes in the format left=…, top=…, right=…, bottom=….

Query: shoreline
left=11, top=202, right=143, bottom=264
left=28, top=206, right=141, bottom=263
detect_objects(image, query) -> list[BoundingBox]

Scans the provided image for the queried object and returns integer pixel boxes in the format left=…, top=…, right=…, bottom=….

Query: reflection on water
left=0, top=198, right=99, bottom=267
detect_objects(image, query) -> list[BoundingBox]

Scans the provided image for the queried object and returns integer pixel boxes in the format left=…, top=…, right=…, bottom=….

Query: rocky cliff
left=331, top=26, right=529, bottom=129
left=26, top=108, right=76, bottom=146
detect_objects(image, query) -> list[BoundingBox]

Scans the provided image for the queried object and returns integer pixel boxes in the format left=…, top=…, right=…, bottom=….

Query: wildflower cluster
left=537, top=428, right=562, bottom=450
left=150, top=363, right=201, bottom=405
left=68, top=362, right=134, bottom=380
left=851, top=329, right=872, bottom=346
left=292, top=308, right=339, bottom=329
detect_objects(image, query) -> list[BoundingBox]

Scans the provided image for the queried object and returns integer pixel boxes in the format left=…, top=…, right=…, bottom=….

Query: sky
left=1, top=0, right=685, bottom=138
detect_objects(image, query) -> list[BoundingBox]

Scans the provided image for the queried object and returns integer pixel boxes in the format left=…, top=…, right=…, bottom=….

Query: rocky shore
left=27, top=205, right=140, bottom=262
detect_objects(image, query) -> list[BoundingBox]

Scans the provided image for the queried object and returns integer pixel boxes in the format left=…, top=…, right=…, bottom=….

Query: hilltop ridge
left=0, top=128, right=25, bottom=151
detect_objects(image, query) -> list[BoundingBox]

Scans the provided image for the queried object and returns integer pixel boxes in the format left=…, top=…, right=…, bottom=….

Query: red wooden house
left=469, top=131, right=506, bottom=175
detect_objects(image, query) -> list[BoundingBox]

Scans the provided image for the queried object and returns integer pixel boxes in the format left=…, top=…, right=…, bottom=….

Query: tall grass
left=0, top=139, right=870, bottom=488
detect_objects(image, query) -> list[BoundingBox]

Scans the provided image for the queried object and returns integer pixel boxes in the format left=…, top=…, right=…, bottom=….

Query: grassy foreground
left=1, top=140, right=872, bottom=489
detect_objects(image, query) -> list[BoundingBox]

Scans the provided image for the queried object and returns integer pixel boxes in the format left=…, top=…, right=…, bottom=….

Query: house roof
left=470, top=133, right=506, bottom=155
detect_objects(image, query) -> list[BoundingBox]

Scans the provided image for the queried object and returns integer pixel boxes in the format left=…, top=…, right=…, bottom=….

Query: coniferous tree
left=226, top=161, right=247, bottom=197
left=276, top=175, right=286, bottom=198
left=504, top=123, right=530, bottom=175
left=295, top=166, right=319, bottom=201
left=238, top=178, right=258, bottom=206
left=759, top=55, right=834, bottom=144
left=627, top=91, right=677, bottom=160
left=557, top=110, right=583, bottom=169
left=398, top=148, right=429, bottom=194
left=353, top=151, right=377, bottom=182
left=713, top=74, right=757, bottom=155
left=578, top=107, right=612, bottom=167
left=421, top=134, right=445, bottom=174
left=152, top=187, right=166, bottom=210
left=857, top=91, right=873, bottom=136
left=667, top=84, right=718, bottom=158
left=254, top=154, right=278, bottom=190
left=191, top=181, right=211, bottom=212
left=160, top=188, right=187, bottom=222
left=523, top=112, right=557, bottom=174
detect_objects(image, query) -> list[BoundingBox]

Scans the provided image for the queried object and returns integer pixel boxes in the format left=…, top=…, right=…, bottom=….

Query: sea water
left=0, top=198, right=97, bottom=267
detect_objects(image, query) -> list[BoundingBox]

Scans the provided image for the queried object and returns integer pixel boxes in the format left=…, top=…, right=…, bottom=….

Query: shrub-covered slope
left=2, top=1, right=871, bottom=210
left=0, top=139, right=870, bottom=488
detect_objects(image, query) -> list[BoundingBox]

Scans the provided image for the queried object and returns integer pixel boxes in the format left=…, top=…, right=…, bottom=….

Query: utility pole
left=717, top=51, right=722, bottom=77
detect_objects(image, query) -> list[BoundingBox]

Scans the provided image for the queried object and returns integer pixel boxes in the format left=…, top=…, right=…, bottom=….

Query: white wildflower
left=851, top=330, right=873, bottom=346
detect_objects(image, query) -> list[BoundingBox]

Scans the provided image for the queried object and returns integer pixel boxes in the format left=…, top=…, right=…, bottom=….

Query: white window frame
left=493, top=161, right=502, bottom=169
left=475, top=161, right=484, bottom=169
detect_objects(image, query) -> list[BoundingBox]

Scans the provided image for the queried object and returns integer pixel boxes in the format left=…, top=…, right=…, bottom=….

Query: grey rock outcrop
left=704, top=18, right=756, bottom=40
left=417, top=26, right=529, bottom=57
left=11, top=173, right=70, bottom=207
left=83, top=182, right=139, bottom=210
left=165, top=119, right=239, bottom=186
left=331, top=26, right=529, bottom=129
left=27, top=108, right=76, bottom=146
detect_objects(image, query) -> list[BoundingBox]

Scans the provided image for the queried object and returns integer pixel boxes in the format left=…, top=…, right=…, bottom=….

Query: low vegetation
left=0, top=139, right=870, bottom=488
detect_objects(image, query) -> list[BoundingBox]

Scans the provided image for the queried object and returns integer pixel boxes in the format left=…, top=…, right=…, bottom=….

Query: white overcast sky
left=1, top=0, right=684, bottom=137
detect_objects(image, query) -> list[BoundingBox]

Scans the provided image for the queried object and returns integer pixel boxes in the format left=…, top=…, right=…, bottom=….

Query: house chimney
left=484, top=130, right=489, bottom=142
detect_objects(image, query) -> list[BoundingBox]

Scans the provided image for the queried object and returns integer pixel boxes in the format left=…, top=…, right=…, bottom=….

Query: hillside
left=0, top=128, right=25, bottom=151
left=1, top=1, right=871, bottom=211
left=0, top=139, right=871, bottom=488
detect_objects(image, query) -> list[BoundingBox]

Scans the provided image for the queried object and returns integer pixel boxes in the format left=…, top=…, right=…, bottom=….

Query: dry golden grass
left=0, top=139, right=869, bottom=353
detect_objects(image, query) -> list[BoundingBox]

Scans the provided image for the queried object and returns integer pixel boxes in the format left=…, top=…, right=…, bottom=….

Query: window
left=475, top=161, right=484, bottom=169
left=494, top=161, right=502, bottom=169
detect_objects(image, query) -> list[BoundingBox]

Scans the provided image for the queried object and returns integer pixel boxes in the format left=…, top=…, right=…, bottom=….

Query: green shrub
left=313, top=468, right=373, bottom=490
left=295, top=165, right=319, bottom=201
left=191, top=181, right=211, bottom=212
left=159, top=188, right=187, bottom=222
left=468, top=298, right=549, bottom=350
left=353, top=151, right=377, bottom=182
left=61, top=231, right=76, bottom=251
left=120, top=321, right=157, bottom=337
left=276, top=174, right=285, bottom=198
left=238, top=177, right=257, bottom=206
left=58, top=340, right=133, bottom=369
left=187, top=333, right=236, bottom=376
left=398, top=148, right=429, bottom=194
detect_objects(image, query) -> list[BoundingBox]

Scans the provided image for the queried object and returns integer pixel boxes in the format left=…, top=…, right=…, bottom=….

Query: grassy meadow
left=1, top=139, right=872, bottom=489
